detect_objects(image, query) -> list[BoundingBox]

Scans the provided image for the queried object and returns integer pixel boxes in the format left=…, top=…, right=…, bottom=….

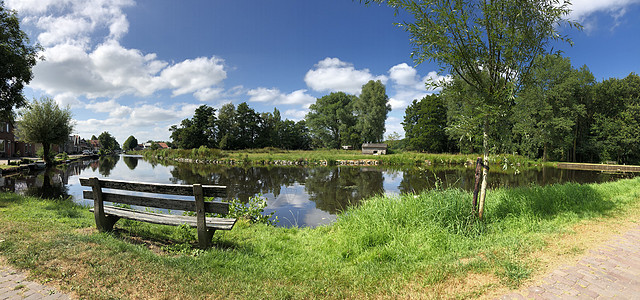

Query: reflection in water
left=98, top=155, right=120, bottom=176
left=0, top=155, right=638, bottom=227
left=122, top=155, right=139, bottom=170
left=22, top=168, right=70, bottom=199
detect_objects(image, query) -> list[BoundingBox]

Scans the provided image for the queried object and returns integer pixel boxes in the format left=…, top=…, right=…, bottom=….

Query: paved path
left=501, top=224, right=640, bottom=299
left=0, top=263, right=69, bottom=300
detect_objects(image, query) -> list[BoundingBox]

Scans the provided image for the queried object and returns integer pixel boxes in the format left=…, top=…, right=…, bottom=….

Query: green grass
left=0, top=177, right=639, bottom=298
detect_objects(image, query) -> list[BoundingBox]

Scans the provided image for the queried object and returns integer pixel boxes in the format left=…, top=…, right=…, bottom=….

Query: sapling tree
left=362, top=0, right=579, bottom=218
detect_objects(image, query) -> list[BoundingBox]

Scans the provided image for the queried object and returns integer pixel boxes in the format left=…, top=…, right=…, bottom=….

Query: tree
left=0, top=3, right=40, bottom=119
left=354, top=80, right=391, bottom=143
left=403, top=94, right=448, bottom=152
left=15, top=97, right=74, bottom=165
left=91, top=135, right=98, bottom=140
left=98, top=131, right=120, bottom=153
left=306, top=92, right=358, bottom=149
left=235, top=102, right=259, bottom=149
left=170, top=104, right=216, bottom=149
left=122, top=135, right=138, bottom=152
left=512, top=55, right=593, bottom=161
left=364, top=0, right=578, bottom=218
left=217, top=103, right=238, bottom=150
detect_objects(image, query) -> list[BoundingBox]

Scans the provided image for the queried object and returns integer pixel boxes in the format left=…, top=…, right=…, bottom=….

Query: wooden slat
left=79, top=177, right=227, bottom=197
left=91, top=206, right=236, bottom=230
left=83, top=190, right=229, bottom=215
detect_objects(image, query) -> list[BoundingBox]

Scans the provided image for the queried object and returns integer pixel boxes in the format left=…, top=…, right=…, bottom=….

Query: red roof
left=157, top=142, right=169, bottom=149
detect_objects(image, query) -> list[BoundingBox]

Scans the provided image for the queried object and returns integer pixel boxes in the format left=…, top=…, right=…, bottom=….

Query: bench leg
left=96, top=215, right=120, bottom=232
left=197, top=228, right=216, bottom=249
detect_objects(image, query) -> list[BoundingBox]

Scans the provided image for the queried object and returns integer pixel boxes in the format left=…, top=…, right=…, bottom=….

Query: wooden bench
left=79, top=177, right=237, bottom=248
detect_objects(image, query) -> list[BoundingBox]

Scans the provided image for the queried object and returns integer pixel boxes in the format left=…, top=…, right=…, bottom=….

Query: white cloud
left=75, top=102, right=199, bottom=143
left=160, top=57, right=227, bottom=96
left=569, top=0, right=640, bottom=21
left=283, top=109, right=308, bottom=121
left=248, top=87, right=281, bottom=103
left=304, top=57, right=387, bottom=94
left=247, top=88, right=316, bottom=106
left=386, top=63, right=449, bottom=110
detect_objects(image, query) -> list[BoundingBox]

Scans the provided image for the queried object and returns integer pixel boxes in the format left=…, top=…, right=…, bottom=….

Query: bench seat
left=90, top=206, right=236, bottom=230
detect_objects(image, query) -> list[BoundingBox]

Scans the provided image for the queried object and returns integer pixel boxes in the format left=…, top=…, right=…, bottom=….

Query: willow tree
left=363, top=0, right=579, bottom=218
left=16, top=97, right=74, bottom=165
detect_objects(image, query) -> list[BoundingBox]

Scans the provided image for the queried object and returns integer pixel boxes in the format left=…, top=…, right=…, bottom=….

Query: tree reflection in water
left=23, top=167, right=70, bottom=199
left=122, top=155, right=139, bottom=170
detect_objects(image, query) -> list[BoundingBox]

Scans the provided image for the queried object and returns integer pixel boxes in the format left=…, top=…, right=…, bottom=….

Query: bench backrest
left=79, top=177, right=229, bottom=215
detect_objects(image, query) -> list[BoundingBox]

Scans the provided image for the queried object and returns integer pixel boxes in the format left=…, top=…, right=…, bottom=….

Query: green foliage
left=224, top=195, right=278, bottom=226
left=512, top=54, right=593, bottom=162
left=56, top=152, right=69, bottom=160
left=354, top=80, right=391, bottom=143
left=16, top=97, right=74, bottom=165
left=0, top=3, right=41, bottom=119
left=122, top=135, right=138, bottom=152
left=403, top=94, right=449, bottom=152
left=171, top=103, right=310, bottom=151
left=306, top=92, right=359, bottom=149
left=98, top=131, right=120, bottom=153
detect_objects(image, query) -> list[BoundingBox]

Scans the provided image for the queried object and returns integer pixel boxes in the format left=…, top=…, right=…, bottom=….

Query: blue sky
left=7, top=0, right=640, bottom=144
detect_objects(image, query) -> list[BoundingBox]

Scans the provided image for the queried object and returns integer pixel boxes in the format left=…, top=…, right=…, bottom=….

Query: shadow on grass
left=489, top=183, right=615, bottom=222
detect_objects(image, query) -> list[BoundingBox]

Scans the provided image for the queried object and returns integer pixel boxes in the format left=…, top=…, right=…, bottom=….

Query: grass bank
left=1, top=178, right=639, bottom=298
left=138, top=147, right=546, bottom=169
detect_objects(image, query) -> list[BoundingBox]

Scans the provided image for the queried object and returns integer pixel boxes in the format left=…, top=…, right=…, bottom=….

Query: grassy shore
left=0, top=178, right=639, bottom=298
left=138, top=147, right=549, bottom=169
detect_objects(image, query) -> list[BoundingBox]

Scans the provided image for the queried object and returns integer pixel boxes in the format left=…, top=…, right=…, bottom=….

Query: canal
left=2, top=155, right=637, bottom=227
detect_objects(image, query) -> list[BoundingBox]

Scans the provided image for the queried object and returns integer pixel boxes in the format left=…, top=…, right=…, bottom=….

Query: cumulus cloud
left=569, top=0, right=640, bottom=21
left=386, top=63, right=450, bottom=110
left=247, top=88, right=316, bottom=106
left=304, top=57, right=387, bottom=94
left=8, top=0, right=228, bottom=104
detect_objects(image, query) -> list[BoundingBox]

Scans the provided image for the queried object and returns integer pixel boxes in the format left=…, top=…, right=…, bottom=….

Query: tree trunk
left=478, top=119, right=489, bottom=220
left=42, top=143, right=51, bottom=165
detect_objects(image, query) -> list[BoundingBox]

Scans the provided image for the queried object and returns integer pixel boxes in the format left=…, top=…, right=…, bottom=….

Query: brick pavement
left=501, top=224, right=640, bottom=299
left=0, top=263, right=69, bottom=300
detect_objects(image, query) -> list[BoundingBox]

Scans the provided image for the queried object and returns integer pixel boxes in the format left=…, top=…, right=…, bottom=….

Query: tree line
left=170, top=80, right=391, bottom=150
left=170, top=102, right=312, bottom=150
left=403, top=54, right=640, bottom=165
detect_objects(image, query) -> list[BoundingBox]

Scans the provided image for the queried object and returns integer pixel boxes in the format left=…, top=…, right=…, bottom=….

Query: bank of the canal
left=1, top=176, right=639, bottom=299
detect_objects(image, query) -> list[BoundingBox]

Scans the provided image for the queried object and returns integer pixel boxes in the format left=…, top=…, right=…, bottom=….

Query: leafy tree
left=513, top=55, right=593, bottom=161
left=590, top=73, right=640, bottom=164
left=15, top=97, right=74, bottom=165
left=0, top=3, right=40, bottom=119
left=98, top=131, right=120, bottom=153
left=170, top=105, right=216, bottom=149
left=217, top=103, right=238, bottom=150
left=91, top=135, right=98, bottom=140
left=235, top=102, right=260, bottom=150
left=306, top=92, right=358, bottom=149
left=402, top=94, right=448, bottom=152
left=364, top=0, right=579, bottom=218
left=122, top=135, right=138, bottom=152
left=354, top=80, right=391, bottom=143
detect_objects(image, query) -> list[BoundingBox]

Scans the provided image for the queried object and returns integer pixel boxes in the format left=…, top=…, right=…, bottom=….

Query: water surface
left=2, top=155, right=637, bottom=227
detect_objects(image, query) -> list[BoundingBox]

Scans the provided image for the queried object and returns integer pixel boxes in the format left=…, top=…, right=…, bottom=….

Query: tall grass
left=0, top=177, right=638, bottom=298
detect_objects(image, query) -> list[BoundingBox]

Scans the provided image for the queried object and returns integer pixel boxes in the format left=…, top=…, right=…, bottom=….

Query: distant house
left=157, top=142, right=170, bottom=149
left=361, top=143, right=387, bottom=155
left=341, top=145, right=353, bottom=150
left=89, top=140, right=101, bottom=152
